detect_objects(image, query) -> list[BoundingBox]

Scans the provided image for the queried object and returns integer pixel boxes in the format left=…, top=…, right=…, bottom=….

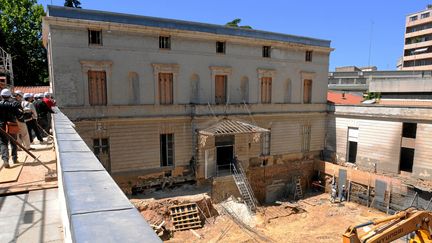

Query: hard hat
left=14, top=90, right=24, bottom=97
left=44, top=92, right=51, bottom=97
left=1, top=89, right=12, bottom=97
left=35, top=93, right=43, bottom=98
left=23, top=93, right=32, bottom=99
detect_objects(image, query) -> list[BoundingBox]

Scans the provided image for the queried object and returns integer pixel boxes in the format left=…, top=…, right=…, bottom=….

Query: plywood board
left=0, top=163, right=24, bottom=183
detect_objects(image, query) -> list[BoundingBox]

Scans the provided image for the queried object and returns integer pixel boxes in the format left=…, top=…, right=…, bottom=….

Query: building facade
left=326, top=76, right=432, bottom=181
left=402, top=5, right=432, bottom=70
left=43, top=6, right=332, bottom=198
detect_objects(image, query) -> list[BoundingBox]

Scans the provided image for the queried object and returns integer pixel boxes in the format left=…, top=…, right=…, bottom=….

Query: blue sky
left=38, top=0, right=430, bottom=71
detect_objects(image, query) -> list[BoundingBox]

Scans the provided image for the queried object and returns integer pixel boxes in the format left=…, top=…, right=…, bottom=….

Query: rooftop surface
left=46, top=5, right=331, bottom=48
left=327, top=91, right=364, bottom=105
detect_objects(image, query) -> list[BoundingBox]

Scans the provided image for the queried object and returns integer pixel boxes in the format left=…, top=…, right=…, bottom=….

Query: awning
left=198, top=118, right=269, bottom=136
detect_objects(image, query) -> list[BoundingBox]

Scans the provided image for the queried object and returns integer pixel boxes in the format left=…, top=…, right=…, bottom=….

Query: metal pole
left=0, top=127, right=52, bottom=172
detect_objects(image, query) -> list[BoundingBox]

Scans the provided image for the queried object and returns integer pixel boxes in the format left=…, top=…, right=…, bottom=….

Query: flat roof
left=46, top=5, right=331, bottom=48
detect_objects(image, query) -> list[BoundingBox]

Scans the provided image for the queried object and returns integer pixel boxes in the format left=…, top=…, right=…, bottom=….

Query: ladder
left=294, top=177, right=303, bottom=200
left=232, top=162, right=258, bottom=213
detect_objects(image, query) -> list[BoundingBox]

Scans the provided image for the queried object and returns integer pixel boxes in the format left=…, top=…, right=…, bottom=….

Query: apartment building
left=402, top=5, right=432, bottom=70
left=43, top=6, right=332, bottom=200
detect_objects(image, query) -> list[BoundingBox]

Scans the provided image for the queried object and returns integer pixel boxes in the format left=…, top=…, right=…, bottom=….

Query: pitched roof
left=46, top=5, right=331, bottom=48
left=199, top=119, right=269, bottom=136
left=12, top=86, right=50, bottom=94
left=327, top=91, right=363, bottom=105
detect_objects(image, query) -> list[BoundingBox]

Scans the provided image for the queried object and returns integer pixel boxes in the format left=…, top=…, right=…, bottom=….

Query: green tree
left=225, top=18, right=252, bottom=29
left=64, top=0, right=81, bottom=8
left=0, top=0, right=47, bottom=86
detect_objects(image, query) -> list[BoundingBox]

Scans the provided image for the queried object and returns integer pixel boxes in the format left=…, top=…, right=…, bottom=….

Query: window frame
left=88, top=70, right=107, bottom=106
left=216, top=41, right=226, bottom=54
left=410, top=15, right=418, bottom=21
left=262, top=46, right=271, bottom=58
left=303, top=79, right=312, bottom=104
left=301, top=125, right=311, bottom=153
left=93, top=137, right=110, bottom=172
left=158, top=72, right=174, bottom=105
left=260, top=77, right=272, bottom=104
left=160, top=133, right=174, bottom=167
left=88, top=29, right=103, bottom=46
left=159, top=36, right=171, bottom=49
left=215, top=74, right=227, bottom=104
left=305, top=50, right=313, bottom=62
left=422, top=12, right=430, bottom=19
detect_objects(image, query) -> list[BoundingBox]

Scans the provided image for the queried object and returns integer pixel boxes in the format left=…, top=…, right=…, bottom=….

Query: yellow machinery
left=343, top=207, right=432, bottom=243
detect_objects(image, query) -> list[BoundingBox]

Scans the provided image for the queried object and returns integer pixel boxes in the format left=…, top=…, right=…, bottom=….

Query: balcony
left=403, top=52, right=432, bottom=61
left=406, top=15, right=432, bottom=28
left=404, top=40, right=432, bottom=50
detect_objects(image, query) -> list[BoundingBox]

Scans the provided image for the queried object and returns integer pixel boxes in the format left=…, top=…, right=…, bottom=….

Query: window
left=88, top=70, right=107, bottom=106
left=305, top=50, right=313, bottom=62
left=262, top=46, right=271, bottom=58
left=410, top=15, right=418, bottom=21
left=422, top=12, right=430, bottom=19
left=159, top=36, right=171, bottom=49
left=301, top=125, right=311, bottom=152
left=215, top=75, right=227, bottom=104
left=261, top=132, right=271, bottom=156
left=347, top=127, right=359, bottom=163
left=303, top=79, right=312, bottom=104
left=160, top=134, right=174, bottom=167
left=158, top=73, right=173, bottom=104
left=216, top=41, right=226, bottom=54
left=93, top=138, right=110, bottom=172
left=399, top=148, right=415, bottom=172
left=402, top=123, right=417, bottom=138
left=261, top=77, right=272, bottom=104
left=88, top=30, right=102, bottom=45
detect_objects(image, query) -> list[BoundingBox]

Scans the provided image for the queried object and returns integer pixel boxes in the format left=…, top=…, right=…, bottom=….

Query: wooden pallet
left=169, top=203, right=202, bottom=231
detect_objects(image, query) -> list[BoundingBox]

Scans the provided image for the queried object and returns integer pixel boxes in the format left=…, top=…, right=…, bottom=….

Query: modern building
left=43, top=6, right=332, bottom=202
left=328, top=68, right=432, bottom=95
left=402, top=5, right=432, bottom=70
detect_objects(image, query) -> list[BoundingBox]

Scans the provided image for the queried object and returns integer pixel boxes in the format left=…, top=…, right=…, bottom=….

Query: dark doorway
left=400, top=147, right=415, bottom=172
left=347, top=141, right=357, bottom=163
left=215, top=135, right=234, bottom=172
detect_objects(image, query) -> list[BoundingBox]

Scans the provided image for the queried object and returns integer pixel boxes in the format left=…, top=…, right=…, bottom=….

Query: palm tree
left=64, top=0, right=81, bottom=8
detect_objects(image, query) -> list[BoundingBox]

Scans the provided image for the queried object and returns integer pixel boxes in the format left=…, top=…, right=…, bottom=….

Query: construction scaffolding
left=0, top=47, right=13, bottom=87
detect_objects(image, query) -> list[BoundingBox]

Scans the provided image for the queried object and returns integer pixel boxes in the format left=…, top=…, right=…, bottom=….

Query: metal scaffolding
left=0, top=46, right=13, bottom=86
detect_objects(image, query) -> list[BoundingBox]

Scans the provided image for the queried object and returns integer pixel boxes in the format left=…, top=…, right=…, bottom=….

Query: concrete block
left=57, top=140, right=91, bottom=152
left=71, top=208, right=161, bottom=243
left=60, top=151, right=105, bottom=172
left=63, top=171, right=133, bottom=215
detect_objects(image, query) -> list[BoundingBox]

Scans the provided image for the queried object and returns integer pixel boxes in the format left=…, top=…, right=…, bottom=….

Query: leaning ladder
left=294, top=177, right=303, bottom=200
left=232, top=162, right=258, bottom=213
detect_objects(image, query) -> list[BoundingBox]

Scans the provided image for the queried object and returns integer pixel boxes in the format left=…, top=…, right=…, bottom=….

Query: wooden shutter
left=88, top=71, right=107, bottom=106
left=159, top=73, right=173, bottom=104
left=261, top=77, right=272, bottom=104
left=215, top=75, right=227, bottom=104
left=303, top=79, right=312, bottom=104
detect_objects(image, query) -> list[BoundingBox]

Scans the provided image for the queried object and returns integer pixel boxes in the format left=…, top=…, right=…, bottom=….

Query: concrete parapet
left=53, top=108, right=161, bottom=243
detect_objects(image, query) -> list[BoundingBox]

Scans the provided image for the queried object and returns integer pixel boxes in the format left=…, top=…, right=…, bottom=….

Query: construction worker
left=340, top=185, right=347, bottom=202
left=13, top=90, right=31, bottom=150
left=34, top=93, right=54, bottom=137
left=330, top=179, right=337, bottom=203
left=22, top=93, right=44, bottom=145
left=42, top=92, right=55, bottom=134
left=0, top=89, right=22, bottom=167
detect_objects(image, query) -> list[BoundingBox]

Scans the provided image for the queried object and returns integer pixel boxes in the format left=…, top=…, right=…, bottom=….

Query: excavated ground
left=131, top=187, right=387, bottom=243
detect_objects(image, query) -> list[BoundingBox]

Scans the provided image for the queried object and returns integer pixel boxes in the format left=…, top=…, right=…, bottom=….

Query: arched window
left=190, top=74, right=200, bottom=104
left=284, top=79, right=291, bottom=103
left=240, top=76, right=249, bottom=103
left=128, top=72, right=140, bottom=104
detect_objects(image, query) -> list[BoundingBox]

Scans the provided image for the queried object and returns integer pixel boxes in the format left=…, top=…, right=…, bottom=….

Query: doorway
left=347, top=127, right=358, bottom=163
left=215, top=135, right=234, bottom=172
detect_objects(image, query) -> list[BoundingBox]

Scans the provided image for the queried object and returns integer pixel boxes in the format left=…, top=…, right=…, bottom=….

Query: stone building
left=43, top=6, right=332, bottom=202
